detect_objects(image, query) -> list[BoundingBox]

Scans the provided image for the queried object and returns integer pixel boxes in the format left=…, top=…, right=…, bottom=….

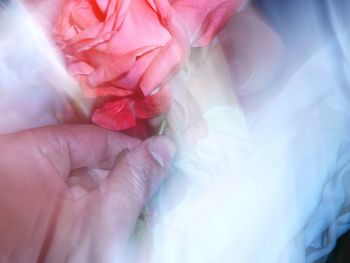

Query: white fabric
left=150, top=41, right=350, bottom=262
left=0, top=2, right=87, bottom=133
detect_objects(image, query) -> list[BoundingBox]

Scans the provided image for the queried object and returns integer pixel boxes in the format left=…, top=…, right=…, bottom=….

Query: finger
left=87, top=136, right=175, bottom=260
left=7, top=125, right=140, bottom=177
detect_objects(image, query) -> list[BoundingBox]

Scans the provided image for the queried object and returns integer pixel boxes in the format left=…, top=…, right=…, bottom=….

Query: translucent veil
left=131, top=2, right=350, bottom=262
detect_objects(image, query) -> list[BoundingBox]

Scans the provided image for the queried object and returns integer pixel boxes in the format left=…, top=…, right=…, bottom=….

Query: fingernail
left=148, top=136, right=176, bottom=167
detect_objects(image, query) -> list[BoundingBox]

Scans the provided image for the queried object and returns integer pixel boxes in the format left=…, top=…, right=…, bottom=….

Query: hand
left=0, top=125, right=175, bottom=262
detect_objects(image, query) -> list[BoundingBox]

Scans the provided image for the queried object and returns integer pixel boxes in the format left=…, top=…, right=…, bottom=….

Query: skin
left=0, top=125, right=175, bottom=262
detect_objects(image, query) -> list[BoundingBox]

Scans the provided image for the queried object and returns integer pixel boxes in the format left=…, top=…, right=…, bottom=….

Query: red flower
left=54, top=0, right=242, bottom=131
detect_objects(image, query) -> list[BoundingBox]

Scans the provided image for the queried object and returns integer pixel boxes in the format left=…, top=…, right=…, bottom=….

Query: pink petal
left=96, top=0, right=109, bottom=15
left=87, top=46, right=159, bottom=88
left=139, top=38, right=189, bottom=96
left=77, top=75, right=133, bottom=98
left=139, top=0, right=190, bottom=96
left=135, top=85, right=172, bottom=119
left=87, top=54, right=136, bottom=87
left=92, top=98, right=136, bottom=131
left=172, top=0, right=241, bottom=46
left=113, top=46, right=162, bottom=90
left=71, top=3, right=100, bottom=29
left=68, top=62, right=95, bottom=75
left=107, top=0, right=170, bottom=54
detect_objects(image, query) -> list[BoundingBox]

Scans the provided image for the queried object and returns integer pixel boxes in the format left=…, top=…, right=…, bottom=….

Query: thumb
left=87, top=136, right=176, bottom=260
left=109, top=134, right=175, bottom=208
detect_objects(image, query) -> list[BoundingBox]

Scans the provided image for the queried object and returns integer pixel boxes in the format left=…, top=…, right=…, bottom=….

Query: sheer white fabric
left=149, top=18, right=350, bottom=263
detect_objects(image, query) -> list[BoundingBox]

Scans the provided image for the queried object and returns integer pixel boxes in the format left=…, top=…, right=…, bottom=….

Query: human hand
left=0, top=125, right=175, bottom=262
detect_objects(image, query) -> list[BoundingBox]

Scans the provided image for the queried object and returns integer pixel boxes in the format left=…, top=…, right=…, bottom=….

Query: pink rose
left=54, top=0, right=242, bottom=132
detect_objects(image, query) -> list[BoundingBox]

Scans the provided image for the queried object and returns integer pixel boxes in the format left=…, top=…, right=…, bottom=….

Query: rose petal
left=140, top=38, right=189, bottom=96
left=135, top=85, right=172, bottom=119
left=172, top=0, right=241, bottom=46
left=71, top=2, right=100, bottom=29
left=139, top=0, right=190, bottom=95
left=192, top=1, right=239, bottom=46
left=68, top=22, right=104, bottom=43
left=77, top=75, right=133, bottom=98
left=96, top=0, right=109, bottom=15
left=92, top=98, right=136, bottom=131
left=113, top=46, right=162, bottom=90
left=69, top=62, right=95, bottom=75
left=54, top=0, right=239, bottom=133
left=85, top=86, right=133, bottom=98
left=106, top=0, right=131, bottom=29
left=86, top=45, right=159, bottom=88
left=87, top=54, right=136, bottom=87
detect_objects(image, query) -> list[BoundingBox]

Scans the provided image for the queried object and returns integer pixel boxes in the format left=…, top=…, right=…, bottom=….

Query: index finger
left=4, top=125, right=141, bottom=178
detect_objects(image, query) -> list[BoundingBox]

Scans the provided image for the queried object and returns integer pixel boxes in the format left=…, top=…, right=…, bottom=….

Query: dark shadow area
left=326, top=231, right=350, bottom=263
